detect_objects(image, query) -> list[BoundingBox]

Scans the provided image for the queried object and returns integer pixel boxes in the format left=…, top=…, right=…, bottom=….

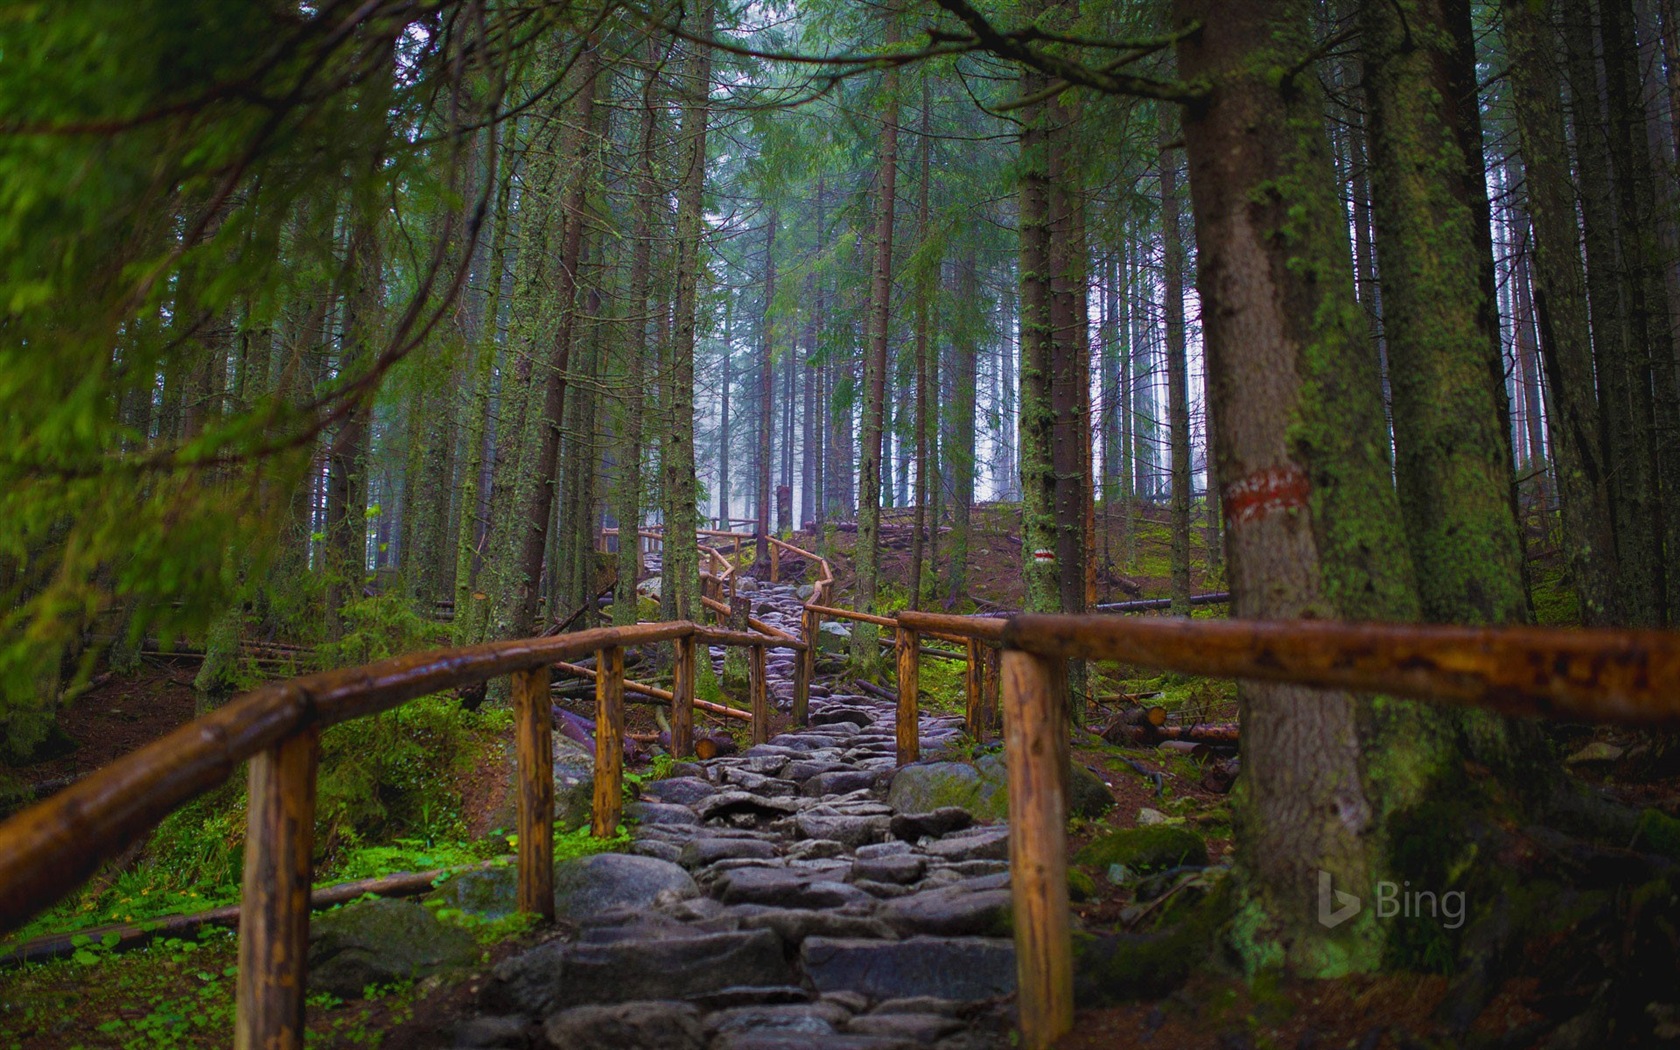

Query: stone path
left=454, top=571, right=1018, bottom=1050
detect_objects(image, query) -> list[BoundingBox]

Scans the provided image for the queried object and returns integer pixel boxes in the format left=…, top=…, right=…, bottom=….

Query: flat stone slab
left=922, top=827, right=1009, bottom=863
left=627, top=801, right=700, bottom=825
left=681, top=837, right=779, bottom=869
left=539, top=1001, right=705, bottom=1050
left=737, top=908, right=898, bottom=944
left=714, top=867, right=874, bottom=908
left=800, top=937, right=1017, bottom=1002
left=795, top=811, right=889, bottom=847
left=850, top=854, right=926, bottom=885
left=552, top=854, right=697, bottom=922
left=486, top=930, right=794, bottom=1016
left=643, top=776, right=719, bottom=806
left=879, top=887, right=1012, bottom=937
left=889, top=807, right=973, bottom=841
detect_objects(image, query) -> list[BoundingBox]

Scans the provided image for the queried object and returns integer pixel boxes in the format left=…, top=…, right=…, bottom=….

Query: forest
left=4, top=0, right=1680, bottom=1047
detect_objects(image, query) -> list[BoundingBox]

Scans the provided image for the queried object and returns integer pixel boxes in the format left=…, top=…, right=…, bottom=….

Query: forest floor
left=3, top=502, right=1678, bottom=1048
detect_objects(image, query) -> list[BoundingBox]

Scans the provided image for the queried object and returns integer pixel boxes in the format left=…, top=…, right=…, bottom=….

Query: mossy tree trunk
left=945, top=250, right=979, bottom=603
left=1361, top=0, right=1528, bottom=629
left=661, top=0, right=711, bottom=625
left=1174, top=0, right=1454, bottom=975
left=1502, top=0, right=1622, bottom=625
left=1161, top=109, right=1193, bottom=617
left=1561, top=0, right=1663, bottom=626
left=1017, top=65, right=1058, bottom=617
left=502, top=43, right=601, bottom=638
left=614, top=49, right=663, bottom=627
left=851, top=5, right=899, bottom=665
left=757, top=210, right=776, bottom=569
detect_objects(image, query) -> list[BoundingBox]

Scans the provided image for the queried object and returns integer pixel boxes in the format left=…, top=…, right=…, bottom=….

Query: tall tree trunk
left=1362, top=0, right=1528, bottom=626
left=1175, top=0, right=1436, bottom=972
left=1161, top=111, right=1193, bottom=616
left=719, top=299, right=732, bottom=526
left=325, top=211, right=384, bottom=641
left=757, top=211, right=776, bottom=567
left=1563, top=0, right=1661, bottom=624
left=910, top=76, right=933, bottom=610
left=946, top=251, right=979, bottom=602
left=1018, top=59, right=1059, bottom=614
left=502, top=44, right=601, bottom=636
left=1603, top=0, right=1680, bottom=622
left=851, top=8, right=900, bottom=663
left=662, top=1, right=711, bottom=624
left=615, top=56, right=662, bottom=626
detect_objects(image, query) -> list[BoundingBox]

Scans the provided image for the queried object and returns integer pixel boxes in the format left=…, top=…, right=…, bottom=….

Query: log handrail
left=0, top=616, right=799, bottom=1049
left=1004, top=613, right=1680, bottom=726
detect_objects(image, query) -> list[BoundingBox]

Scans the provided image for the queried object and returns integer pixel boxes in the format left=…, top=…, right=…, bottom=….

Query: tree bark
left=661, top=0, right=711, bottom=625
left=1174, top=0, right=1430, bottom=972
left=852, top=6, right=900, bottom=665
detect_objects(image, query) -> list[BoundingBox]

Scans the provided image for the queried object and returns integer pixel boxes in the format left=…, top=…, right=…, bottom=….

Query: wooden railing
left=993, top=614, right=1680, bottom=1049
left=0, top=618, right=796, bottom=1050
left=22, top=520, right=1674, bottom=1050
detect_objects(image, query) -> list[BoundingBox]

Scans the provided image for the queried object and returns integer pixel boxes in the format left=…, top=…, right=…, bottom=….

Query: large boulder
left=887, top=762, right=1005, bottom=822
left=815, top=621, right=852, bottom=654
left=308, top=898, right=478, bottom=998
left=888, top=756, right=1112, bottom=824
left=1067, top=762, right=1116, bottom=819
left=553, top=853, right=698, bottom=921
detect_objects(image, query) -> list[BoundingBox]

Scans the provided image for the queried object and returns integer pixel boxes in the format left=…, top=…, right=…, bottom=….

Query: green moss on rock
left=1076, top=826, right=1208, bottom=875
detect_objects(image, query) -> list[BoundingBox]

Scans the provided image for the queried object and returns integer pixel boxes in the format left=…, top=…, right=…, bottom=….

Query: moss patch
left=1077, top=826, right=1208, bottom=875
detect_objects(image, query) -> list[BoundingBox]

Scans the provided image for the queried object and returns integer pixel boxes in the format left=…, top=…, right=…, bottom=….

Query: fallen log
left=1155, top=723, right=1239, bottom=744
left=1094, top=592, right=1231, bottom=613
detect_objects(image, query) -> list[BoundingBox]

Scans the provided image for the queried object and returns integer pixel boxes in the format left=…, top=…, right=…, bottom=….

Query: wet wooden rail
left=0, top=617, right=790, bottom=1050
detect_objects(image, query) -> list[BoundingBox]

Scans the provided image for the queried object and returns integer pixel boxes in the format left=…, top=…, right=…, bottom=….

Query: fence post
left=673, top=632, right=696, bottom=757
left=592, top=647, right=624, bottom=837
left=749, top=643, right=770, bottom=746
left=984, top=645, right=1002, bottom=733
left=235, top=725, right=320, bottom=1050
left=793, top=607, right=816, bottom=726
left=1000, top=648, right=1073, bottom=1050
left=965, top=637, right=985, bottom=743
left=896, top=625, right=920, bottom=765
left=513, top=667, right=554, bottom=919
left=770, top=542, right=780, bottom=583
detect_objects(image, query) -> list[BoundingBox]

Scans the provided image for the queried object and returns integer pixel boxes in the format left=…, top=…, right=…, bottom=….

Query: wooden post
left=512, top=667, right=554, bottom=919
left=793, top=607, right=816, bottom=726
left=592, top=647, right=624, bottom=838
left=896, top=626, right=920, bottom=765
left=985, top=645, right=1002, bottom=732
left=1000, top=649, right=1073, bottom=1050
left=770, top=542, right=780, bottom=583
left=673, top=633, right=696, bottom=756
left=965, top=637, right=985, bottom=743
left=749, top=644, right=770, bottom=745
left=235, top=726, right=320, bottom=1050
